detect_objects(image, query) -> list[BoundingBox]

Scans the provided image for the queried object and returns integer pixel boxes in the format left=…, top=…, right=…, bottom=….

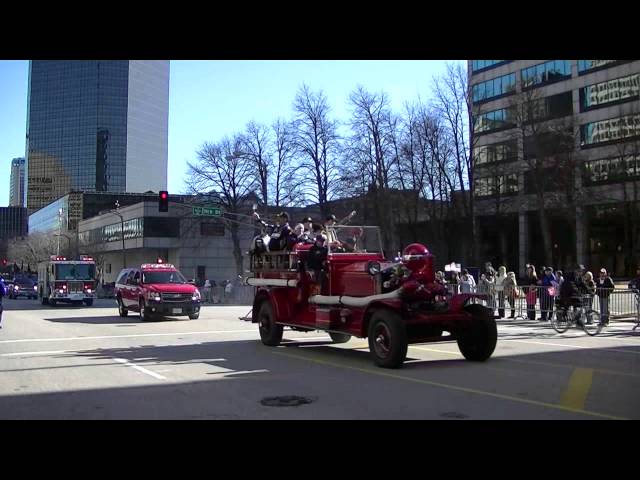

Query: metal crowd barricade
left=444, top=282, right=640, bottom=325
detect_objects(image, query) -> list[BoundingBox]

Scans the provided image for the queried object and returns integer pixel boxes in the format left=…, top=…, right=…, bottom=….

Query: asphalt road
left=0, top=298, right=639, bottom=420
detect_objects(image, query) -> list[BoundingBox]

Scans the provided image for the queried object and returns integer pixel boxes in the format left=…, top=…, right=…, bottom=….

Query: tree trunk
left=229, top=223, right=244, bottom=278
left=536, top=193, right=553, bottom=266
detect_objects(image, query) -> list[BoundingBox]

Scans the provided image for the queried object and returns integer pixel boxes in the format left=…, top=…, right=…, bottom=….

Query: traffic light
left=159, top=191, right=169, bottom=212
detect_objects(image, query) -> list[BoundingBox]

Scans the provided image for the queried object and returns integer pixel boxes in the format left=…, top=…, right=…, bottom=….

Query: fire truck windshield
left=143, top=270, right=187, bottom=284
left=55, top=264, right=95, bottom=281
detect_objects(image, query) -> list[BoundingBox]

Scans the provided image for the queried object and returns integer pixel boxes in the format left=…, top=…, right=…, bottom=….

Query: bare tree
left=272, top=118, right=305, bottom=207
left=292, top=84, right=340, bottom=216
left=239, top=121, right=271, bottom=207
left=7, top=233, right=62, bottom=271
left=186, top=136, right=257, bottom=276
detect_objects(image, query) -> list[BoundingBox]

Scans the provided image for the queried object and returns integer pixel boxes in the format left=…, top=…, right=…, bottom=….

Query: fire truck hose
left=309, top=288, right=401, bottom=307
left=244, top=278, right=299, bottom=288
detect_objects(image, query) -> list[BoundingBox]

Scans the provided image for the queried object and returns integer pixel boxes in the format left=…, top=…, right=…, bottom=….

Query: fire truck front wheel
left=368, top=309, right=408, bottom=369
left=258, top=301, right=283, bottom=346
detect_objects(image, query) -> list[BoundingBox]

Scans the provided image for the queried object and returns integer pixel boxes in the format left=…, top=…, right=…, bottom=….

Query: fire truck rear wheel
left=368, top=309, right=408, bottom=369
left=258, top=301, right=283, bottom=346
left=457, top=304, right=497, bottom=361
left=329, top=332, right=351, bottom=344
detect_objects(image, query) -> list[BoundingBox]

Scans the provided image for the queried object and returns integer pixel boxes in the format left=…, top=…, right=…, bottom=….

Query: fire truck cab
left=37, top=255, right=97, bottom=307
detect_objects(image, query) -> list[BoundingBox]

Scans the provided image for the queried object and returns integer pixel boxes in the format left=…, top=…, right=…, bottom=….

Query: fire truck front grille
left=68, top=281, right=84, bottom=293
left=161, top=293, right=192, bottom=302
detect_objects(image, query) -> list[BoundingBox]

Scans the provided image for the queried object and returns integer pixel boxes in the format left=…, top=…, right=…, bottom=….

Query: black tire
left=367, top=309, right=408, bottom=369
left=84, top=299, right=94, bottom=307
left=117, top=297, right=128, bottom=317
left=329, top=332, right=351, bottom=344
left=458, top=304, right=497, bottom=361
left=139, top=299, right=153, bottom=322
left=188, top=312, right=200, bottom=320
left=257, top=301, right=283, bottom=346
left=582, top=309, right=603, bottom=336
left=551, top=308, right=571, bottom=333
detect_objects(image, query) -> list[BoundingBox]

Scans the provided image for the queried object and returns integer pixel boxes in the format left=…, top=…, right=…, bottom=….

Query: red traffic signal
left=159, top=191, right=169, bottom=212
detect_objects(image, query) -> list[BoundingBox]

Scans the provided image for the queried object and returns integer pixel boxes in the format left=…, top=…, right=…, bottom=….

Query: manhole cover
left=260, top=395, right=316, bottom=407
left=439, top=411, right=469, bottom=419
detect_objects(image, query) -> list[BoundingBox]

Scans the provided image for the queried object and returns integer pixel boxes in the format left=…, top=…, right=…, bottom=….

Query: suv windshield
left=55, top=264, right=95, bottom=280
left=143, top=270, right=186, bottom=284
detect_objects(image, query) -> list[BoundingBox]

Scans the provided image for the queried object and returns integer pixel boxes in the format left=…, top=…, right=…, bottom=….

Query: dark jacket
left=306, top=245, right=328, bottom=271
left=629, top=276, right=640, bottom=291
left=596, top=276, right=615, bottom=298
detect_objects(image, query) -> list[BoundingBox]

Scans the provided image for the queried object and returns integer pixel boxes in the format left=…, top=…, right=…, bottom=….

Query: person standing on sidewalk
left=539, top=267, right=557, bottom=322
left=503, top=271, right=518, bottom=319
left=459, top=269, right=476, bottom=293
left=203, top=279, right=212, bottom=304
left=596, top=268, right=615, bottom=325
left=495, top=266, right=508, bottom=318
left=0, top=276, right=6, bottom=328
left=525, top=265, right=538, bottom=320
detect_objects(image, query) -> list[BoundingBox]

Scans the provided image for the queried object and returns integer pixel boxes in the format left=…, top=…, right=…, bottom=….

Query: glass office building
left=25, top=60, right=169, bottom=214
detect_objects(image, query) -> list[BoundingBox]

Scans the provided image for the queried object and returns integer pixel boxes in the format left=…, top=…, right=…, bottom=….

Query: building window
left=471, top=60, right=510, bottom=73
left=474, top=107, right=516, bottom=134
left=580, top=74, right=640, bottom=111
left=577, top=60, right=617, bottom=73
left=524, top=168, right=570, bottom=194
left=474, top=139, right=518, bottom=165
left=474, top=174, right=518, bottom=197
left=472, top=73, right=516, bottom=104
left=581, top=114, right=640, bottom=147
left=524, top=91, right=574, bottom=123
left=521, top=60, right=571, bottom=89
left=584, top=154, right=640, bottom=184
left=200, top=221, right=225, bottom=236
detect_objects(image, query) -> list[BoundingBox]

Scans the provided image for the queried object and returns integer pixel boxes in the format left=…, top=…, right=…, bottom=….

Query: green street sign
left=192, top=206, right=222, bottom=217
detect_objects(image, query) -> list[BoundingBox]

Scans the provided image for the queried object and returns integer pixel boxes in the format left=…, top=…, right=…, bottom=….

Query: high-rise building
left=9, top=157, right=25, bottom=207
left=469, top=60, right=640, bottom=276
left=0, top=207, right=28, bottom=242
left=25, top=60, right=169, bottom=214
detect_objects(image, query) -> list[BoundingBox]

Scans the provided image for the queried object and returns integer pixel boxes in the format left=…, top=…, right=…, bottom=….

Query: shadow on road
left=1, top=299, right=117, bottom=312
left=43, top=314, right=192, bottom=325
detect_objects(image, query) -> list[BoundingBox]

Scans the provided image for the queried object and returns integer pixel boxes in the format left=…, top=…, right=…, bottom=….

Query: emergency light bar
left=50, top=255, right=67, bottom=261
left=79, top=255, right=94, bottom=261
left=141, top=263, right=175, bottom=269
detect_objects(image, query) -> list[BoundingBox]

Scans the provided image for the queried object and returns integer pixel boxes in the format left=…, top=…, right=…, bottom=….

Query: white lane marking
left=209, top=369, right=268, bottom=377
left=113, top=358, right=166, bottom=380
left=1, top=350, right=69, bottom=357
left=502, top=339, right=640, bottom=355
left=0, top=329, right=258, bottom=344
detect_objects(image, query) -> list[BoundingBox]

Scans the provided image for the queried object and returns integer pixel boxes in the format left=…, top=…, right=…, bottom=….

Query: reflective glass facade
left=474, top=107, right=516, bottom=134
left=580, top=73, right=640, bottom=111
left=9, top=158, right=25, bottom=207
left=472, top=73, right=516, bottom=103
left=26, top=61, right=129, bottom=213
left=474, top=139, right=518, bottom=165
left=471, top=60, right=509, bottom=73
left=580, top=114, right=640, bottom=146
left=578, top=60, right=617, bottom=73
left=474, top=174, right=518, bottom=197
left=0, top=207, right=28, bottom=241
left=584, top=154, right=640, bottom=184
left=521, top=60, right=571, bottom=88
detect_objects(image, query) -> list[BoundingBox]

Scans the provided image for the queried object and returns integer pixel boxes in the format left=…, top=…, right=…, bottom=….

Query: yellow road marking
left=560, top=368, right=594, bottom=410
left=272, top=349, right=627, bottom=420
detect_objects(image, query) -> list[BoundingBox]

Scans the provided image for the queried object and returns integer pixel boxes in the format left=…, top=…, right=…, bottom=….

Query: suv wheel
left=139, top=299, right=153, bottom=322
left=117, top=297, right=128, bottom=317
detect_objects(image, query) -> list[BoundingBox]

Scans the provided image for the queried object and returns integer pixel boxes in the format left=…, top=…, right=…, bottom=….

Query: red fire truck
left=246, top=225, right=497, bottom=369
left=37, top=255, right=97, bottom=307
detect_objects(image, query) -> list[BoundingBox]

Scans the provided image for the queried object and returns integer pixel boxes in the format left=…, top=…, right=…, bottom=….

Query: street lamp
left=110, top=201, right=126, bottom=269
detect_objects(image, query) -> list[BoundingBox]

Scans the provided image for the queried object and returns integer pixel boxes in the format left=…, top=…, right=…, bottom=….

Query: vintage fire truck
left=245, top=225, right=496, bottom=368
left=37, top=255, right=97, bottom=307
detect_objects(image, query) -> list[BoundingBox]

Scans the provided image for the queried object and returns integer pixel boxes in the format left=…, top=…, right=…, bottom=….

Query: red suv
left=114, top=263, right=201, bottom=321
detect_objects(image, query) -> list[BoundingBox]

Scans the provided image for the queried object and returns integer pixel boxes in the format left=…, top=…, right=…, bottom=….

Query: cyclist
left=558, top=265, right=591, bottom=325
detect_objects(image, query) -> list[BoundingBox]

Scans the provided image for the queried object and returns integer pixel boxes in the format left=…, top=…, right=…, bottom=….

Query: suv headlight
left=148, top=291, right=161, bottom=302
left=192, top=289, right=201, bottom=301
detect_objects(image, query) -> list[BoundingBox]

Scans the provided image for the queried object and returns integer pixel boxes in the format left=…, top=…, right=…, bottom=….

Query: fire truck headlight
left=58, top=289, right=65, bottom=294
left=86, top=288, right=92, bottom=294
left=33, top=285, right=38, bottom=291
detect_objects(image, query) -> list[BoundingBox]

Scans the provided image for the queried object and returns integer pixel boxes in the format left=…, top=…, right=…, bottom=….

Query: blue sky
left=0, top=60, right=458, bottom=204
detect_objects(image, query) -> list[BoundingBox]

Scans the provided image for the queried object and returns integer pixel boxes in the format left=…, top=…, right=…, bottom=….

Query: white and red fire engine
left=37, top=255, right=97, bottom=306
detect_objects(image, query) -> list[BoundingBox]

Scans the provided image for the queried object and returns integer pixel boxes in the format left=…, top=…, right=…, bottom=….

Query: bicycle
left=550, top=295, right=603, bottom=336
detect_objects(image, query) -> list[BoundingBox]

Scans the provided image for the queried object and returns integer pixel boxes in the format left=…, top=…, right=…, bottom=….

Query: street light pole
left=57, top=208, right=63, bottom=255
left=111, top=201, right=126, bottom=269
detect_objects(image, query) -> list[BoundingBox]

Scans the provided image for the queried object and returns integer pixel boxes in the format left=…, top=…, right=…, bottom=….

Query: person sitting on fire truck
left=255, top=211, right=293, bottom=251
left=323, top=214, right=339, bottom=244
left=306, top=235, right=328, bottom=290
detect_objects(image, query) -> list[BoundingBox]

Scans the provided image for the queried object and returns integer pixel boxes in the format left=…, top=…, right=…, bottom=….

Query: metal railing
left=445, top=283, right=640, bottom=324
left=200, top=285, right=254, bottom=305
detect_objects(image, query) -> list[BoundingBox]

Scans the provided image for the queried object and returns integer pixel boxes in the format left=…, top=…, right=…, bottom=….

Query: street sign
left=192, top=206, right=222, bottom=217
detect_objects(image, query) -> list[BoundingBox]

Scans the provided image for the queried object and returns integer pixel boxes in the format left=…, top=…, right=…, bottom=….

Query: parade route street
left=0, top=299, right=639, bottom=420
